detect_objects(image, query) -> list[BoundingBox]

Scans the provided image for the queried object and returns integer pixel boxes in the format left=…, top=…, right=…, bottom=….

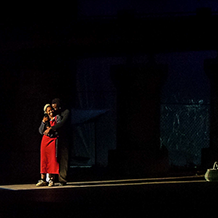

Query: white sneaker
left=48, top=180, right=54, bottom=187
left=36, top=180, right=47, bottom=187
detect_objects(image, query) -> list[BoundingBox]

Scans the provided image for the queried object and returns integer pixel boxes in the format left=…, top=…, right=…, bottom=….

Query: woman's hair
left=43, top=104, right=51, bottom=114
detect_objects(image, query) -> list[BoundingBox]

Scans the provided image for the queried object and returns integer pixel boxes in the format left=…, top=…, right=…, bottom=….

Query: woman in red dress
left=36, top=104, right=60, bottom=187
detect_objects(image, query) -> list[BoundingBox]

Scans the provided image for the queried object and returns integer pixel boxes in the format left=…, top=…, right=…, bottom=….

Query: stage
left=0, top=174, right=216, bottom=218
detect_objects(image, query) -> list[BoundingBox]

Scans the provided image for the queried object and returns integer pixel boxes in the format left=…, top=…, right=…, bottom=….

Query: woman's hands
left=42, top=116, right=49, bottom=123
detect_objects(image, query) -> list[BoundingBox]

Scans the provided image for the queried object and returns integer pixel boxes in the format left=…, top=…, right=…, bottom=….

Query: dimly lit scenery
left=1, top=1, right=218, bottom=217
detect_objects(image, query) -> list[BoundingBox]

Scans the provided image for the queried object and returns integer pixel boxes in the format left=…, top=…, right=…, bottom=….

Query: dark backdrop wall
left=71, top=57, right=123, bottom=167
left=0, top=51, right=76, bottom=184
left=159, top=51, right=216, bottom=167
left=78, top=0, right=218, bottom=16
left=71, top=51, right=216, bottom=169
left=0, top=50, right=217, bottom=183
left=1, top=1, right=218, bottom=183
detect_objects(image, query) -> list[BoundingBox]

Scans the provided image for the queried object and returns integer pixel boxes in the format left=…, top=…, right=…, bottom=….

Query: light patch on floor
left=0, top=175, right=206, bottom=191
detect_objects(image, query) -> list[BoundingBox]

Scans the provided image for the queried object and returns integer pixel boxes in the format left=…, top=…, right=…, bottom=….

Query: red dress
left=40, top=117, right=59, bottom=174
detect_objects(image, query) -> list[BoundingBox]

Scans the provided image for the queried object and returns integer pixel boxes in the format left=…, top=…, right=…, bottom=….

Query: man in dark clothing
left=44, top=98, right=70, bottom=186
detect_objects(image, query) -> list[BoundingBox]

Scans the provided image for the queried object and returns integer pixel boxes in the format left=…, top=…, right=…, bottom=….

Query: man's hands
left=44, top=127, right=51, bottom=136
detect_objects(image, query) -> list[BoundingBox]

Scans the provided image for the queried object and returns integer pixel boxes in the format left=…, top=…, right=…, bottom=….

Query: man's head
left=52, top=98, right=61, bottom=111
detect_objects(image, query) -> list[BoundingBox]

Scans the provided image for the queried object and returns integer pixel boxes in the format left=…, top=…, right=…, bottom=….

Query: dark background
left=1, top=1, right=218, bottom=184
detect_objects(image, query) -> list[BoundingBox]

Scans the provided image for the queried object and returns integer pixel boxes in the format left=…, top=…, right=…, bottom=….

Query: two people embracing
left=36, top=98, right=70, bottom=187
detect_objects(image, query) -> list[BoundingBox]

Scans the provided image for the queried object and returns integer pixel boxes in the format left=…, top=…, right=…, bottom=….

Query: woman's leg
left=41, top=173, right=46, bottom=180
left=36, top=173, right=47, bottom=186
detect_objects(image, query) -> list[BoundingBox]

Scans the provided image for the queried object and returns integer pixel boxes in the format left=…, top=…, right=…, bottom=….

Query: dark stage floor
left=0, top=175, right=217, bottom=218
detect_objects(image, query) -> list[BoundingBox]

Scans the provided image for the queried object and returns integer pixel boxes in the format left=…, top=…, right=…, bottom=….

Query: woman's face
left=46, top=106, right=54, bottom=117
